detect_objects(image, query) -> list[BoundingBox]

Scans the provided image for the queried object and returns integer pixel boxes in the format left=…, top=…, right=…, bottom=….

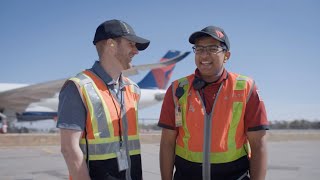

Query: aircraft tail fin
left=137, top=50, right=181, bottom=89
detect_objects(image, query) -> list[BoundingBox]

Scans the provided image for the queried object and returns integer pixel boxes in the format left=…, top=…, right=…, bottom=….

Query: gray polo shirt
left=56, top=61, right=127, bottom=131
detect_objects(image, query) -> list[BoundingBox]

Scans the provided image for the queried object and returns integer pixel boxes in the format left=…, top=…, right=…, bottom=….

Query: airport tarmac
left=0, top=132, right=320, bottom=180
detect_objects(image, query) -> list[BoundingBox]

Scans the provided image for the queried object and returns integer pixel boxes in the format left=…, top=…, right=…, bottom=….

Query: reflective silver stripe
left=121, top=92, right=132, bottom=180
left=179, top=79, right=189, bottom=87
left=127, top=137, right=141, bottom=150
left=76, top=73, right=110, bottom=138
left=202, top=83, right=224, bottom=180
left=236, top=171, right=249, bottom=180
left=126, top=78, right=140, bottom=94
left=236, top=76, right=248, bottom=81
left=124, top=78, right=140, bottom=107
left=132, top=84, right=140, bottom=95
left=80, top=139, right=140, bottom=155
left=76, top=73, right=139, bottom=180
left=235, top=75, right=255, bottom=103
left=202, top=114, right=211, bottom=180
left=246, top=80, right=255, bottom=103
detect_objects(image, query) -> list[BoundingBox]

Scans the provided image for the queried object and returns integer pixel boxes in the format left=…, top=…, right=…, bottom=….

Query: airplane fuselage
left=0, top=83, right=167, bottom=112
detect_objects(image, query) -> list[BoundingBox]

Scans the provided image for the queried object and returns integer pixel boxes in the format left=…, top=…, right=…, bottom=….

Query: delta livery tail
left=138, top=50, right=180, bottom=89
left=137, top=50, right=191, bottom=109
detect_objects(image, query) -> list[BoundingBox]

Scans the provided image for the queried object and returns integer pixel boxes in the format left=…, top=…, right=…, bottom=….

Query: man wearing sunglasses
left=158, top=26, right=269, bottom=180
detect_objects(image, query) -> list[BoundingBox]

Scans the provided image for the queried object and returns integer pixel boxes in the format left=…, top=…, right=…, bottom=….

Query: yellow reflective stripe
left=85, top=149, right=141, bottom=161
left=235, top=75, right=248, bottom=90
left=71, top=75, right=101, bottom=137
left=128, top=134, right=140, bottom=141
left=78, top=73, right=114, bottom=138
left=88, top=80, right=114, bottom=138
left=228, top=75, right=247, bottom=150
left=72, top=73, right=141, bottom=162
left=80, top=135, right=139, bottom=144
left=175, top=74, right=249, bottom=164
left=130, top=84, right=139, bottom=94
left=82, top=139, right=140, bottom=152
left=176, top=144, right=247, bottom=163
left=85, top=153, right=117, bottom=160
left=80, top=139, right=140, bottom=160
left=80, top=137, right=119, bottom=144
left=129, top=84, right=139, bottom=113
left=228, top=102, right=244, bottom=150
left=128, top=84, right=134, bottom=95
left=177, top=77, right=191, bottom=152
left=72, top=73, right=110, bottom=138
left=125, top=78, right=140, bottom=95
left=129, top=149, right=141, bottom=156
left=69, top=77, right=80, bottom=83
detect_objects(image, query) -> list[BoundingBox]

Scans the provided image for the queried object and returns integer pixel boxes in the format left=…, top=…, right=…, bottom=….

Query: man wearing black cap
left=158, top=26, right=269, bottom=180
left=57, top=19, right=150, bottom=180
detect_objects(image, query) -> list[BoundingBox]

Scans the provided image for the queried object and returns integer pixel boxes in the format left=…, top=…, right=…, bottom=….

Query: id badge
left=116, top=148, right=129, bottom=172
left=175, top=105, right=182, bottom=127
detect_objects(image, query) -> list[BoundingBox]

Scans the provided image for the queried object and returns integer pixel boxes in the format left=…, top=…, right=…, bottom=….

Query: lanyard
left=109, top=84, right=123, bottom=146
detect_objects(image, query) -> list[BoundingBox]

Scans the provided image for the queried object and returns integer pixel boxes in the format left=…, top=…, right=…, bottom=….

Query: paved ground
left=1, top=132, right=320, bottom=179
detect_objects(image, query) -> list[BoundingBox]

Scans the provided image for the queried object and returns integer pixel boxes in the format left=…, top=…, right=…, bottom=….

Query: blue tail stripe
left=162, top=50, right=181, bottom=59
left=138, top=50, right=180, bottom=89
left=137, top=73, right=158, bottom=89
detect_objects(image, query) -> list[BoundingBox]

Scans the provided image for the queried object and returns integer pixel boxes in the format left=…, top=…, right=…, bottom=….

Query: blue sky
left=1, top=0, right=319, bottom=122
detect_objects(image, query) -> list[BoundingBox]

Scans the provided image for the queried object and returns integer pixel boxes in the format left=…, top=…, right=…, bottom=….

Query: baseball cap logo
left=120, top=21, right=130, bottom=34
left=215, top=30, right=224, bottom=39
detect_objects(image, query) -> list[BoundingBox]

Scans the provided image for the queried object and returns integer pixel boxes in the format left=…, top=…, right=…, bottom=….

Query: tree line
left=269, top=119, right=320, bottom=129
left=139, top=119, right=320, bottom=130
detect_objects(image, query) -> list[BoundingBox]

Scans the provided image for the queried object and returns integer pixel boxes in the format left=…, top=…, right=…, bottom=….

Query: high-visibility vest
left=172, top=72, right=254, bottom=164
left=69, top=70, right=141, bottom=161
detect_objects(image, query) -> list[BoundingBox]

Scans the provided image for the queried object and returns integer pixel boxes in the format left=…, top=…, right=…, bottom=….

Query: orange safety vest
left=172, top=72, right=254, bottom=165
left=69, top=70, right=141, bottom=161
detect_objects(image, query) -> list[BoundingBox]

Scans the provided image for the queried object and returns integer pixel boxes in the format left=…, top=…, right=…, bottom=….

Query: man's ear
left=224, top=51, right=231, bottom=63
left=107, top=39, right=116, bottom=47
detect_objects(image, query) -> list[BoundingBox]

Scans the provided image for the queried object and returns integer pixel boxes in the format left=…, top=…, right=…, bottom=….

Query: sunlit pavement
left=0, top=141, right=320, bottom=180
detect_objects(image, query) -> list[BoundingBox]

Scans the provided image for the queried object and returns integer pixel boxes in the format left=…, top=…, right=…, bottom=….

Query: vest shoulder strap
left=172, top=76, right=193, bottom=113
left=234, top=73, right=255, bottom=102
left=68, top=71, right=94, bottom=111
left=173, top=76, right=190, bottom=99
left=123, top=76, right=140, bottom=95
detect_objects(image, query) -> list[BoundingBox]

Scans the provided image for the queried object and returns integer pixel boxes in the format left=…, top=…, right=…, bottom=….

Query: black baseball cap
left=189, top=26, right=230, bottom=51
left=93, top=19, right=150, bottom=51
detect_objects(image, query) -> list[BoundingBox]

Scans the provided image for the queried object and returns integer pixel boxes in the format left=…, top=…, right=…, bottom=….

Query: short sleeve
left=56, top=81, right=86, bottom=131
left=158, top=84, right=176, bottom=130
left=244, top=84, right=269, bottom=131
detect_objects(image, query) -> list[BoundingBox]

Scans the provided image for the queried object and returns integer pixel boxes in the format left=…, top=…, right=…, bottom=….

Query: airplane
left=0, top=50, right=190, bottom=132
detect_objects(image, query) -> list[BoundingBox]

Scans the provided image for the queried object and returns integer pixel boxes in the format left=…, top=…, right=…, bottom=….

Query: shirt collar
left=194, top=68, right=228, bottom=84
left=89, top=61, right=128, bottom=88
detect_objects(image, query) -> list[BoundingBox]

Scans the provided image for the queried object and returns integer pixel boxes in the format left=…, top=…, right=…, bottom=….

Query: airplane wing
left=0, top=51, right=190, bottom=114
left=0, top=79, right=65, bottom=113
left=122, top=51, right=190, bottom=76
